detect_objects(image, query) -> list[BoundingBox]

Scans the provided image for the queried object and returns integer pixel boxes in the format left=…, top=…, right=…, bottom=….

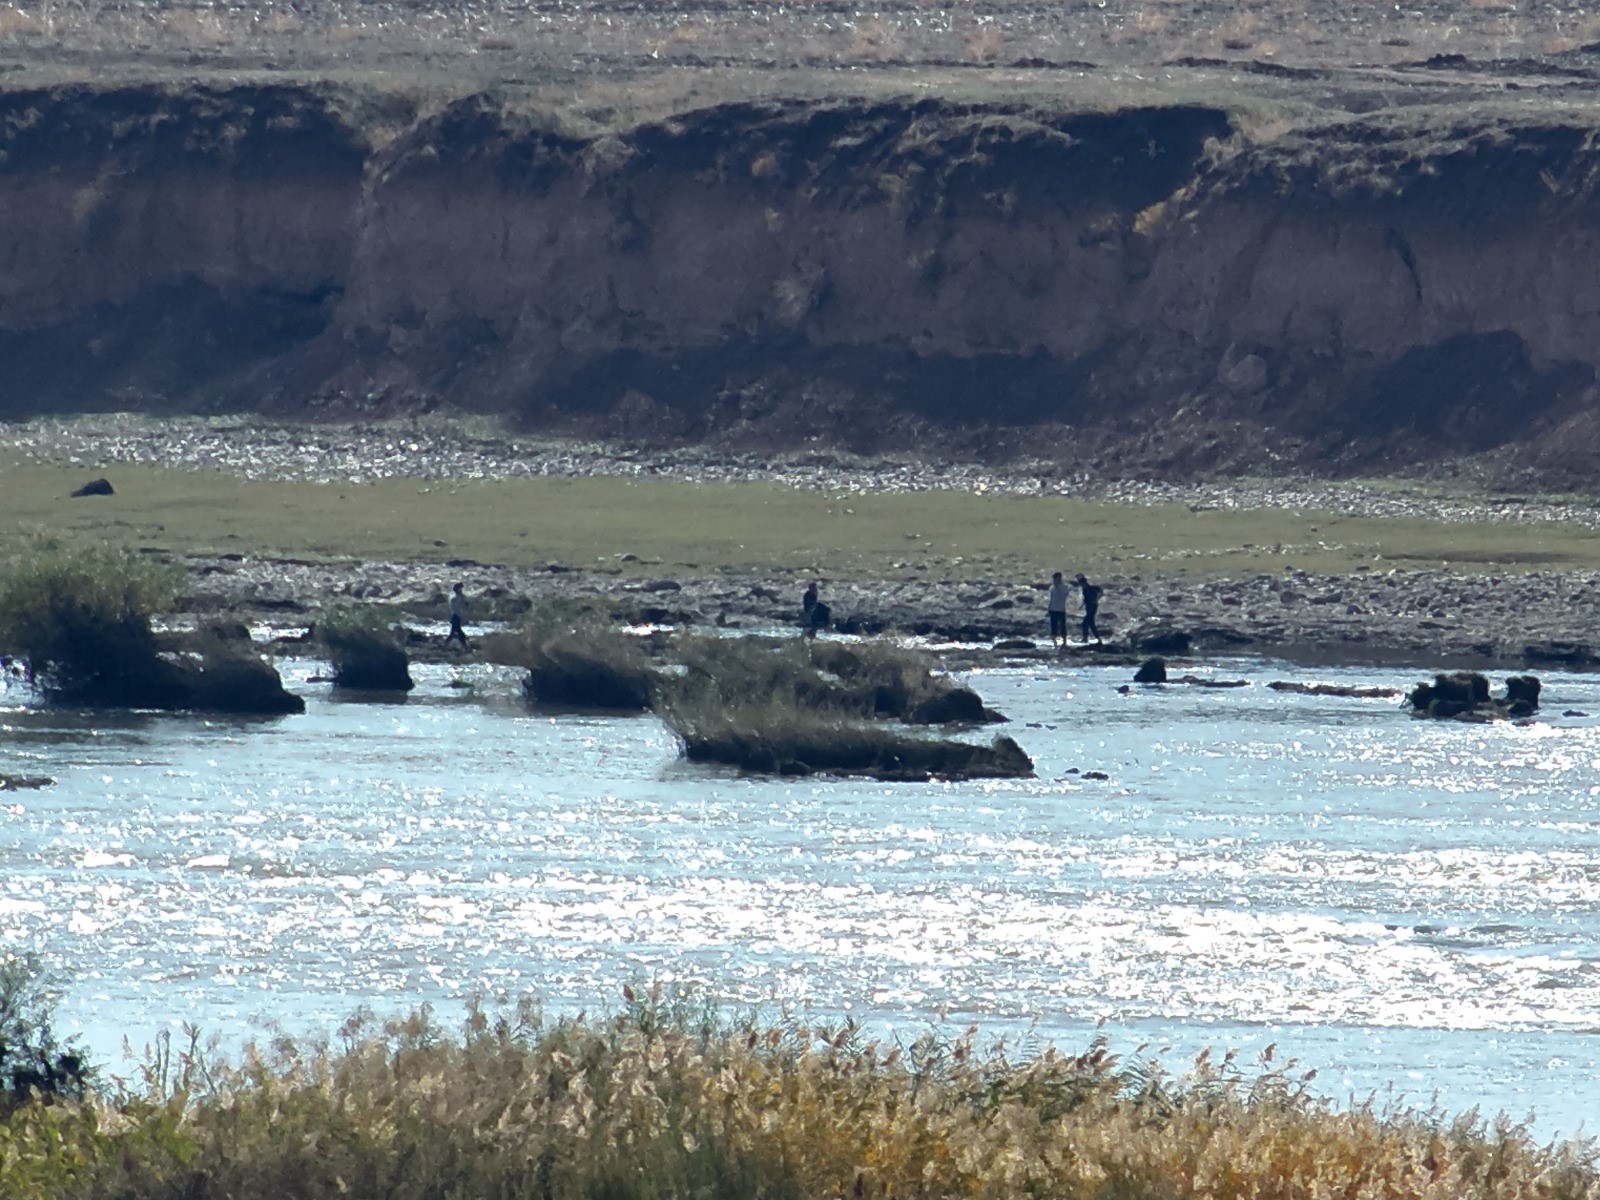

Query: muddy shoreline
left=10, top=416, right=1600, bottom=674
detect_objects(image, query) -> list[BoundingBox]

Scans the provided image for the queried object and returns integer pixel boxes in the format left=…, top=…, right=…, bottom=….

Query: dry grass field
left=3, top=460, right=1596, bottom=582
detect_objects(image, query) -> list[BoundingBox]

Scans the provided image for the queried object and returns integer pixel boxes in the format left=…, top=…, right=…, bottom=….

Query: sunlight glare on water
left=3, top=658, right=1600, bottom=1137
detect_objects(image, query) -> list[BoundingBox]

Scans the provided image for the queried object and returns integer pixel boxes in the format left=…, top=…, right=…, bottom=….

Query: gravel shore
left=8, top=415, right=1600, bottom=671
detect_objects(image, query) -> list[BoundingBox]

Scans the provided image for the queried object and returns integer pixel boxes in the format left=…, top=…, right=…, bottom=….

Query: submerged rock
left=0, top=773, right=53, bottom=790
left=1133, top=657, right=1168, bottom=683
left=1269, top=681, right=1401, bottom=699
left=1171, top=675, right=1249, bottom=688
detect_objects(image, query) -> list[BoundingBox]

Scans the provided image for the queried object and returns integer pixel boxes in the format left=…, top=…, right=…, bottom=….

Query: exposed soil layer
left=8, top=6, right=1600, bottom=482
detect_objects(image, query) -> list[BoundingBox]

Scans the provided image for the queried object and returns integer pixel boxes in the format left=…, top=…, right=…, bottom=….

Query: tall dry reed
left=3, top=990, right=1595, bottom=1200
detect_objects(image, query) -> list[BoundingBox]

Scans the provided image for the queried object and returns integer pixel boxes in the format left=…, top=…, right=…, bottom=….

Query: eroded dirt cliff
left=5, top=75, right=1600, bottom=480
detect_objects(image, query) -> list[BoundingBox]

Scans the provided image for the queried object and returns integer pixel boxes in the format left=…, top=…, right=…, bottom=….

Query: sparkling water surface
left=4, top=657, right=1600, bottom=1138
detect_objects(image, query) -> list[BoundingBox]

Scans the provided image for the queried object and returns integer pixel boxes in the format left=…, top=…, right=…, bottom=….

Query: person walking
left=446, top=582, right=471, bottom=650
left=1074, top=573, right=1102, bottom=644
left=1046, top=571, right=1072, bottom=651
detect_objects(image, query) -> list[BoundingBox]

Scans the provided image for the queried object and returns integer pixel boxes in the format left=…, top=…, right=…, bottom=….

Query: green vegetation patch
left=0, top=538, right=302, bottom=713
left=658, top=635, right=1028, bottom=780
left=482, top=602, right=660, bottom=710
left=7, top=463, right=1600, bottom=582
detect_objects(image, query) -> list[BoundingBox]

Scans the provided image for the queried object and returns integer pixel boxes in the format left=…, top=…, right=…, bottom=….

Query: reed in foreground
left=2, top=992, right=1595, bottom=1200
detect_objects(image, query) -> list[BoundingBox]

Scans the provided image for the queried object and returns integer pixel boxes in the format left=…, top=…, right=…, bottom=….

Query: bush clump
left=0, top=955, right=91, bottom=1116
left=482, top=604, right=658, bottom=711
left=0, top=540, right=181, bottom=703
left=2, top=992, right=1594, bottom=1200
left=807, top=639, right=1005, bottom=723
left=319, top=606, right=414, bottom=691
left=0, top=541, right=302, bottom=714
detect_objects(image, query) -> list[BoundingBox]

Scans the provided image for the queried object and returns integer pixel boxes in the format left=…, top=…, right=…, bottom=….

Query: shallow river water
left=4, top=656, right=1600, bottom=1139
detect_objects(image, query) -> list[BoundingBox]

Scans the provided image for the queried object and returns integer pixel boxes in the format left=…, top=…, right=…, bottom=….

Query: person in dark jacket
left=801, top=581, right=830, bottom=638
left=446, top=582, right=471, bottom=649
left=1074, top=573, right=1102, bottom=644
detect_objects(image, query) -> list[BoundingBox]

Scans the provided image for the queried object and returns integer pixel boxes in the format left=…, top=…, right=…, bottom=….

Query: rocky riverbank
left=13, top=418, right=1588, bottom=671
left=194, top=550, right=1600, bottom=672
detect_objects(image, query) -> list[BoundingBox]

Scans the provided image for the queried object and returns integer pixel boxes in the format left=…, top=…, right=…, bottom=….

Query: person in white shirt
left=1046, top=571, right=1072, bottom=651
left=446, top=582, right=471, bottom=649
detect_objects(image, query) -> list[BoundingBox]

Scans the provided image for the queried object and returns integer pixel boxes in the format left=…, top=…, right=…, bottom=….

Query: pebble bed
left=8, top=414, right=1600, bottom=529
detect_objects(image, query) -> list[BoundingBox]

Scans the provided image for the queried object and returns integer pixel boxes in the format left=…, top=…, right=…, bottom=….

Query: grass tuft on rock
left=0, top=539, right=302, bottom=714
left=482, top=603, right=658, bottom=710
left=0, top=539, right=181, bottom=701
left=659, top=637, right=1029, bottom=780
left=1, top=991, right=1593, bottom=1200
left=319, top=605, right=414, bottom=691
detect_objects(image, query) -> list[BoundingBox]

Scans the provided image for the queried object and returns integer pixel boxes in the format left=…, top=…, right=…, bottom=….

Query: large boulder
left=908, top=685, right=1006, bottom=725
left=521, top=644, right=654, bottom=710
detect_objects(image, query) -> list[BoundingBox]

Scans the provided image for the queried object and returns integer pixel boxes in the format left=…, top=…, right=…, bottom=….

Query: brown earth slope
left=6, top=6, right=1600, bottom=483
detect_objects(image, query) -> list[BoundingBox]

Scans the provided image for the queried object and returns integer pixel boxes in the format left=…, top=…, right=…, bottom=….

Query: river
left=3, top=654, right=1598, bottom=1139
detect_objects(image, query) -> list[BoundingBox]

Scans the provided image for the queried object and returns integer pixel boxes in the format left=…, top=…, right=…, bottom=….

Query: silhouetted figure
left=1046, top=571, right=1071, bottom=651
left=1075, top=573, right=1102, bottom=644
left=446, top=582, right=471, bottom=650
left=801, top=581, right=830, bottom=639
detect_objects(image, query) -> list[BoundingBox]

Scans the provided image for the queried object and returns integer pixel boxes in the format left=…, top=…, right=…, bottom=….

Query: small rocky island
left=1406, top=672, right=1541, bottom=721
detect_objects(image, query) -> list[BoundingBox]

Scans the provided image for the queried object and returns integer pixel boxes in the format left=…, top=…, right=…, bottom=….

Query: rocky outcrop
left=1406, top=672, right=1541, bottom=720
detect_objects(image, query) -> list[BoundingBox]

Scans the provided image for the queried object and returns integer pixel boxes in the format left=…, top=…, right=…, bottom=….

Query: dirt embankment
left=7, top=79, right=1600, bottom=481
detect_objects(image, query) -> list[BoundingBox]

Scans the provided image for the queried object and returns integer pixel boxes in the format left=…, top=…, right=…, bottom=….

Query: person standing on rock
left=801, top=581, right=830, bottom=639
left=1047, top=571, right=1072, bottom=652
left=1075, top=573, right=1103, bottom=644
left=446, top=582, right=471, bottom=650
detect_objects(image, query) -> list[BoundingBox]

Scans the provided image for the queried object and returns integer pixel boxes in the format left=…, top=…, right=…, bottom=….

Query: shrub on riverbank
left=483, top=604, right=658, bottom=710
left=3, top=993, right=1595, bottom=1200
left=0, top=954, right=90, bottom=1117
left=0, top=540, right=180, bottom=701
left=0, top=541, right=302, bottom=713
left=319, top=606, right=414, bottom=691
